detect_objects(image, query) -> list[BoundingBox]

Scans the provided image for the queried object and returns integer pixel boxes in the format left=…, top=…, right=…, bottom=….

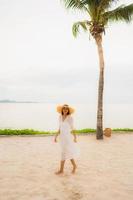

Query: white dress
left=58, top=114, right=80, bottom=161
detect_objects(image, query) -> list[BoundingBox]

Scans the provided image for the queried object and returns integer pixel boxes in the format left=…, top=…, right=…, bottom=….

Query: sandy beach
left=0, top=133, right=133, bottom=200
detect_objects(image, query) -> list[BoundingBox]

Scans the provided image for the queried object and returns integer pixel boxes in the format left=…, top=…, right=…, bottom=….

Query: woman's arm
left=54, top=129, right=60, bottom=142
left=54, top=115, right=61, bottom=142
left=71, top=130, right=77, bottom=143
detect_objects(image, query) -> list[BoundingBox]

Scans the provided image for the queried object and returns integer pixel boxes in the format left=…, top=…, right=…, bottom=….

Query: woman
left=54, top=104, right=80, bottom=175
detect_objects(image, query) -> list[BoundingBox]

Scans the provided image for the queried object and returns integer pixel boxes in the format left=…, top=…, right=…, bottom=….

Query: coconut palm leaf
left=88, top=0, right=120, bottom=22
left=82, top=1, right=101, bottom=16
left=62, top=0, right=87, bottom=10
left=72, top=21, right=88, bottom=37
left=103, top=4, right=133, bottom=23
left=80, top=0, right=119, bottom=11
left=97, top=0, right=120, bottom=11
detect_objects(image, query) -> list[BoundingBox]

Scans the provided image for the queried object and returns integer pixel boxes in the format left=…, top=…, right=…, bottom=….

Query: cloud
left=0, top=0, right=133, bottom=104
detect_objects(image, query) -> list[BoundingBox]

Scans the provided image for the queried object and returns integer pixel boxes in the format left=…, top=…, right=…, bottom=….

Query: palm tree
left=62, top=0, right=133, bottom=139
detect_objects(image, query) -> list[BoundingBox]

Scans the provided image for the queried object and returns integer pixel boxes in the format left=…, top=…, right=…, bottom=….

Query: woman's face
left=62, top=106, right=69, bottom=115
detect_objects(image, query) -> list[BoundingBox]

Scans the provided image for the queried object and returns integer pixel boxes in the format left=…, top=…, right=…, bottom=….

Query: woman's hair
left=61, top=104, right=70, bottom=115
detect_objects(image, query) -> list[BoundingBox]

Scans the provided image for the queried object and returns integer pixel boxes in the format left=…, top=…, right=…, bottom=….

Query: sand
left=0, top=133, right=133, bottom=200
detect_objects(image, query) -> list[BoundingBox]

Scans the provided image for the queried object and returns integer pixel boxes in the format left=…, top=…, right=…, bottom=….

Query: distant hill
left=0, top=99, right=39, bottom=103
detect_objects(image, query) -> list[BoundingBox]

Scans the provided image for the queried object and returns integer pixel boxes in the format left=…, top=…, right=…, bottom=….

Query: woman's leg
left=70, top=159, right=77, bottom=173
left=55, top=160, right=65, bottom=174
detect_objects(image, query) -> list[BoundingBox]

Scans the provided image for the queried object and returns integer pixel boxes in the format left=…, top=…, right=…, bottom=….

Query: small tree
left=62, top=0, right=133, bottom=139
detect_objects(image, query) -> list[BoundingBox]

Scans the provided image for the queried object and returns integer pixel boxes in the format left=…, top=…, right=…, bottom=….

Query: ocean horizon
left=0, top=103, right=133, bottom=131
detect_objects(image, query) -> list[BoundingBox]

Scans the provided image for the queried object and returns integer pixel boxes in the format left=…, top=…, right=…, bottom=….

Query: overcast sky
left=0, top=0, right=133, bottom=104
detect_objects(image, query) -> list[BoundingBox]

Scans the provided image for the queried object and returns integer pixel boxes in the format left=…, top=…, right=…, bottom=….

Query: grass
left=0, top=128, right=133, bottom=136
left=112, top=128, right=133, bottom=132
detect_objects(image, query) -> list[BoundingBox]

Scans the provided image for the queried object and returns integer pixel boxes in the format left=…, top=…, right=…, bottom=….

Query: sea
left=0, top=103, right=133, bottom=131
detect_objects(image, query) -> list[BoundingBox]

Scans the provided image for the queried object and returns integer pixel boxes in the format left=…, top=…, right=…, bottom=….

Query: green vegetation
left=0, top=128, right=133, bottom=136
left=74, top=129, right=96, bottom=134
left=0, top=129, right=55, bottom=135
left=113, top=128, right=133, bottom=132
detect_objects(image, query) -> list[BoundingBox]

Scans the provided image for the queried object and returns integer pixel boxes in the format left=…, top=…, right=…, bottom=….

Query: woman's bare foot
left=55, top=170, right=64, bottom=175
left=55, top=160, right=65, bottom=175
left=71, top=165, right=77, bottom=174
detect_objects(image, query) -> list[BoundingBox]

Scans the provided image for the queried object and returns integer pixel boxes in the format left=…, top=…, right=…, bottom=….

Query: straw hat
left=56, top=104, right=75, bottom=114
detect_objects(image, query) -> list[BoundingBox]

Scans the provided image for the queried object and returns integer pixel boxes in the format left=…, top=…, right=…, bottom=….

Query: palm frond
left=81, top=0, right=101, bottom=6
left=80, top=1, right=118, bottom=21
left=98, top=0, right=120, bottom=11
left=62, top=0, right=87, bottom=10
left=103, top=3, right=133, bottom=23
left=72, top=21, right=88, bottom=37
left=93, top=1, right=120, bottom=22
left=62, top=1, right=104, bottom=16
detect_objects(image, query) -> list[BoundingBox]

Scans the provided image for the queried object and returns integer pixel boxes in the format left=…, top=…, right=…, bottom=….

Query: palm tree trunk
left=95, top=35, right=104, bottom=140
